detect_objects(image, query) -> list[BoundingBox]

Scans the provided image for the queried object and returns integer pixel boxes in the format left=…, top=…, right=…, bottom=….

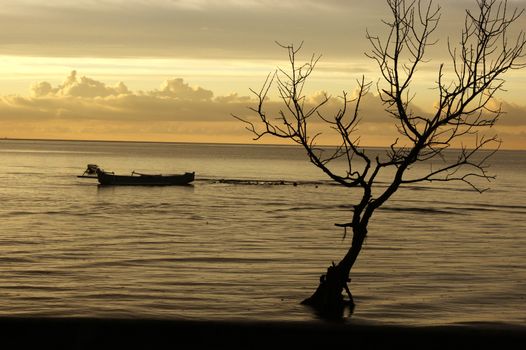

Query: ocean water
left=0, top=139, right=525, bottom=326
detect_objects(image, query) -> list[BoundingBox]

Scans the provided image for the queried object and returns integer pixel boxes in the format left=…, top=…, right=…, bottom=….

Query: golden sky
left=0, top=0, right=525, bottom=149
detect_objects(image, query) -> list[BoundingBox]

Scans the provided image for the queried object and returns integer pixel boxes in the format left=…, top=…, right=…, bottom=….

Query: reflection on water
left=0, top=139, right=525, bottom=326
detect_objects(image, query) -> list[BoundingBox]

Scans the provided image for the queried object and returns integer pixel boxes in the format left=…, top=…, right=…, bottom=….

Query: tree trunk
left=301, top=226, right=367, bottom=319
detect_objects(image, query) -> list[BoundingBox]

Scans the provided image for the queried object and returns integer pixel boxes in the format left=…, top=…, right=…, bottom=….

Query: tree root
left=301, top=263, right=355, bottom=319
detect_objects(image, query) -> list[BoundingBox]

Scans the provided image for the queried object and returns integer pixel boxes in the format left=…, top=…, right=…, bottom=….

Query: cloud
left=1, top=71, right=525, bottom=147
left=0, top=0, right=393, bottom=60
left=0, top=0, right=523, bottom=72
left=151, top=78, right=213, bottom=101
left=498, top=101, right=526, bottom=127
left=31, top=70, right=130, bottom=98
left=43, top=72, right=214, bottom=102
left=215, top=93, right=251, bottom=104
left=3, top=72, right=249, bottom=123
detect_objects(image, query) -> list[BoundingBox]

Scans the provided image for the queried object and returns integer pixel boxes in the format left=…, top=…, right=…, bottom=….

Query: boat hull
left=97, top=171, right=195, bottom=186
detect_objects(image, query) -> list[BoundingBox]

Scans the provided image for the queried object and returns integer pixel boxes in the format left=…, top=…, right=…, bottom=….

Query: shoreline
left=1, top=317, right=524, bottom=349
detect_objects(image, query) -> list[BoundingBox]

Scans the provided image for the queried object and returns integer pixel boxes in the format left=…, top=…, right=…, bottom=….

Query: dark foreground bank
left=0, top=318, right=524, bottom=349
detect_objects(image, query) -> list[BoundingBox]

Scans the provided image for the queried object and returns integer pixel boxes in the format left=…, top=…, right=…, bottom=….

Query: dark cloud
left=0, top=0, right=523, bottom=65
left=0, top=1, right=390, bottom=60
left=499, top=101, right=526, bottom=126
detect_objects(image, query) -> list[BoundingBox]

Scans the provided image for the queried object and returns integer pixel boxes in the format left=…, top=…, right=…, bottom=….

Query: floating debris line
left=196, top=178, right=331, bottom=186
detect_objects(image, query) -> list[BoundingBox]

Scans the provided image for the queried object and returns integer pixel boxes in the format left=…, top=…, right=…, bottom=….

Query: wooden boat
left=78, top=164, right=195, bottom=186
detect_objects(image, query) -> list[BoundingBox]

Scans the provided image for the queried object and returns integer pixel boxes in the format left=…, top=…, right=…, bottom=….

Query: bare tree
left=235, top=0, right=525, bottom=317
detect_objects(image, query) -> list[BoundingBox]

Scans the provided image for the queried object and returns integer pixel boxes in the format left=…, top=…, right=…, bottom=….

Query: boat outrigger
left=78, top=164, right=195, bottom=186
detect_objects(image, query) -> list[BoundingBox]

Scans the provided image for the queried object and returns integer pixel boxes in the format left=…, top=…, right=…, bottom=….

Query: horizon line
left=1, top=137, right=520, bottom=152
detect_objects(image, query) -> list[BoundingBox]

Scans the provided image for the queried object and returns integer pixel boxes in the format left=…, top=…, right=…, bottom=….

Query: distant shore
left=1, top=317, right=524, bottom=349
left=2, top=137, right=519, bottom=151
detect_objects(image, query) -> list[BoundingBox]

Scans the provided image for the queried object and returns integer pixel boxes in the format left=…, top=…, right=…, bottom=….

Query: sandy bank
left=1, top=317, right=524, bottom=349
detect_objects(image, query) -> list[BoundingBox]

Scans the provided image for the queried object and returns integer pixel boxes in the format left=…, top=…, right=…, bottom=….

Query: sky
left=0, top=0, right=525, bottom=149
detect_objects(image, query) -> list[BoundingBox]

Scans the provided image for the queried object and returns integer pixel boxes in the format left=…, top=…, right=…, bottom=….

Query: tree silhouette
left=235, top=0, right=525, bottom=318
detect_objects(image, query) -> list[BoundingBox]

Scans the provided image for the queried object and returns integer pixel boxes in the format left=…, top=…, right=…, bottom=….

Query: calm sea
left=0, top=139, right=524, bottom=326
